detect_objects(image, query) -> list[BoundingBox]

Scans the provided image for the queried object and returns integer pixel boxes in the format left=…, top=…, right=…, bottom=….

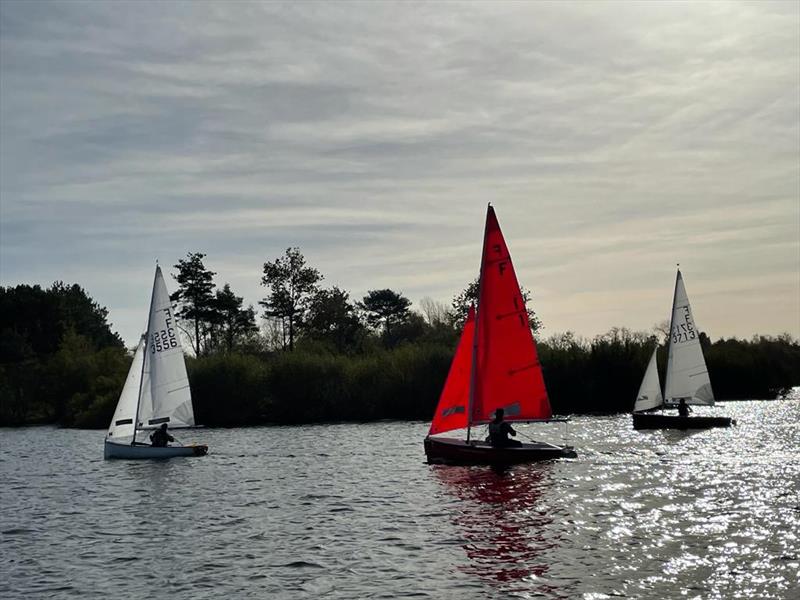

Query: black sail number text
left=671, top=306, right=697, bottom=344
left=150, top=308, right=179, bottom=353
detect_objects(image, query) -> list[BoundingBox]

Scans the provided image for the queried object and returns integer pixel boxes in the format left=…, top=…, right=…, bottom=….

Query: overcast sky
left=1, top=0, right=798, bottom=346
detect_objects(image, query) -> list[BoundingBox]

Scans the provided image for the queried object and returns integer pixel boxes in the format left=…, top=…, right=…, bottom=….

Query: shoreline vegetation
left=2, top=250, right=799, bottom=429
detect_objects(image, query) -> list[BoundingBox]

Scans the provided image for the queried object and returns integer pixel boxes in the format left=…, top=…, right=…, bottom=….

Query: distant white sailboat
left=632, top=268, right=732, bottom=430
left=104, top=265, right=208, bottom=459
left=633, top=346, right=662, bottom=413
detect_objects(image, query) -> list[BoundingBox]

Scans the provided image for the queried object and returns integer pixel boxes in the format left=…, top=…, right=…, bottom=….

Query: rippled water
left=2, top=396, right=799, bottom=599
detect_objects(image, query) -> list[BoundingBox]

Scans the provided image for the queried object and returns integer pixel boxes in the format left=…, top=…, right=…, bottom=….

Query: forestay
left=664, top=269, right=714, bottom=406
left=634, top=346, right=663, bottom=412
left=136, top=266, right=196, bottom=429
left=106, top=337, right=145, bottom=441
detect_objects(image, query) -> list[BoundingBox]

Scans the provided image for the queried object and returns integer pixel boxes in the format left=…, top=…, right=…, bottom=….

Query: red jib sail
left=472, top=205, right=551, bottom=423
left=428, top=305, right=475, bottom=435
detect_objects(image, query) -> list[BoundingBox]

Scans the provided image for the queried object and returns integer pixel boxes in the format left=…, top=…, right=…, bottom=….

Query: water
left=1, top=397, right=798, bottom=599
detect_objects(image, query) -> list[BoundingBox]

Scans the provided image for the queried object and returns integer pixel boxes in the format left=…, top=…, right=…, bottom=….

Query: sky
left=1, top=0, right=798, bottom=347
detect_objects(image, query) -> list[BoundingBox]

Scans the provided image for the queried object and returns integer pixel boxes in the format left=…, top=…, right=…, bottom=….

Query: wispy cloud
left=1, top=0, right=798, bottom=344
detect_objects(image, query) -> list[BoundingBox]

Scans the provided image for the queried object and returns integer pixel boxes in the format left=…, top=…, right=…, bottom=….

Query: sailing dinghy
left=632, top=268, right=732, bottom=430
left=424, top=205, right=576, bottom=465
left=104, top=265, right=208, bottom=459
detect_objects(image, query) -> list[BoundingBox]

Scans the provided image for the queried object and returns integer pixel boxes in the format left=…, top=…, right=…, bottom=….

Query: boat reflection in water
left=432, top=464, right=566, bottom=597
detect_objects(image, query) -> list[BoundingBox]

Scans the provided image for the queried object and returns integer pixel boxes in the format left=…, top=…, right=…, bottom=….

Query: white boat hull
left=104, top=440, right=208, bottom=459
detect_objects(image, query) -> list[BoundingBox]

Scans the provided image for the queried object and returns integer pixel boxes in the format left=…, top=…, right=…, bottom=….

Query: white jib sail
left=664, top=269, right=715, bottom=406
left=634, top=346, right=663, bottom=412
left=106, top=336, right=146, bottom=441
left=137, top=265, right=196, bottom=429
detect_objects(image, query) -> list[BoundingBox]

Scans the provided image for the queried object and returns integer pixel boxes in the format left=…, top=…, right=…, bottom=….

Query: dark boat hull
left=632, top=413, right=733, bottom=430
left=424, top=436, right=577, bottom=465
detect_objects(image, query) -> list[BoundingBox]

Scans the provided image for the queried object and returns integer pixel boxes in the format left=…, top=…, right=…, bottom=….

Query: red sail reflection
left=432, top=465, right=565, bottom=596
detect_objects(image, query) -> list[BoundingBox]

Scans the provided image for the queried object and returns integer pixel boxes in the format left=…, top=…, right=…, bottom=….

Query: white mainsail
left=634, top=346, right=663, bottom=412
left=106, top=337, right=145, bottom=441
left=136, top=265, right=196, bottom=429
left=664, top=269, right=714, bottom=406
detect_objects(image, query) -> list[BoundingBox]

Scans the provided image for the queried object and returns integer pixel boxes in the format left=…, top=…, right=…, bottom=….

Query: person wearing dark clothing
left=487, top=408, right=523, bottom=447
left=150, top=423, right=174, bottom=447
left=678, top=399, right=692, bottom=418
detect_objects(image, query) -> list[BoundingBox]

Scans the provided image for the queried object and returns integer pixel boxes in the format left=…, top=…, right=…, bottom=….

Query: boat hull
left=104, top=440, right=208, bottom=459
left=424, top=436, right=577, bottom=465
left=632, top=413, right=733, bottom=430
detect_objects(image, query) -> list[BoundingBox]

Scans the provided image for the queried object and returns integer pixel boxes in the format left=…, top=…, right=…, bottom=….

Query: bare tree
left=652, top=319, right=671, bottom=344
left=418, top=297, right=450, bottom=327
left=261, top=316, right=286, bottom=352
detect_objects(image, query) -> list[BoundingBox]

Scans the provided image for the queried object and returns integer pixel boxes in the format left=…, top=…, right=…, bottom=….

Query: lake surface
left=1, top=396, right=798, bottom=599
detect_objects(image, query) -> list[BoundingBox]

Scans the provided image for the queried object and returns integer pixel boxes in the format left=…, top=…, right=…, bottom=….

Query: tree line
left=168, top=249, right=490, bottom=357
left=1, top=249, right=798, bottom=428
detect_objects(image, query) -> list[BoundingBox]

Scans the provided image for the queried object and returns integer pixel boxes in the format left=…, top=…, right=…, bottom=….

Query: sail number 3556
left=150, top=308, right=178, bottom=353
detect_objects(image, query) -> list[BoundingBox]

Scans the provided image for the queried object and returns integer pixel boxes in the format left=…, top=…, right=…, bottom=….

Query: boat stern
left=560, top=446, right=578, bottom=459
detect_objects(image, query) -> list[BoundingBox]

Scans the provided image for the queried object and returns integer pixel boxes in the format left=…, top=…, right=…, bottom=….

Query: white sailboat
left=632, top=267, right=732, bottom=429
left=104, top=265, right=208, bottom=459
left=633, top=346, right=663, bottom=413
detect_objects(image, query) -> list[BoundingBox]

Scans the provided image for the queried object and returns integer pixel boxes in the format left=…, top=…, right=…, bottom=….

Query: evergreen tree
left=0, top=283, right=123, bottom=361
left=260, top=247, right=322, bottom=351
left=359, top=289, right=412, bottom=344
left=451, top=277, right=542, bottom=332
left=214, top=284, right=258, bottom=353
left=171, top=253, right=216, bottom=356
left=301, top=286, right=364, bottom=352
left=0, top=282, right=126, bottom=426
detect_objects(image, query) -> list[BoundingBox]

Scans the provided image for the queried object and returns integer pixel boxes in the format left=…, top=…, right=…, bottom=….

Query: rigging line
left=515, top=428, right=539, bottom=443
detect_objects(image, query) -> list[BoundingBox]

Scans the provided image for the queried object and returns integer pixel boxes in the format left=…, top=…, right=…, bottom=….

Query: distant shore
left=3, top=281, right=798, bottom=430
left=3, top=393, right=793, bottom=431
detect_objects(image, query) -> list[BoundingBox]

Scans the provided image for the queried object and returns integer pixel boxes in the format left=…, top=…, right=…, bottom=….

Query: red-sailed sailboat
left=424, top=205, right=577, bottom=465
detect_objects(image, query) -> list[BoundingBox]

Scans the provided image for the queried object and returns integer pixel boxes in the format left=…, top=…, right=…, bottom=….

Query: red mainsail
left=428, top=305, right=475, bottom=435
left=471, top=205, right=551, bottom=423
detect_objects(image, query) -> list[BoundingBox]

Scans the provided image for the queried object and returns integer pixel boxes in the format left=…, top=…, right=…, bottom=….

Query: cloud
left=1, top=0, right=798, bottom=345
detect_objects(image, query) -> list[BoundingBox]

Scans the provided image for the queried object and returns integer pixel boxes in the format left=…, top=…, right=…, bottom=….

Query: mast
left=663, top=264, right=680, bottom=406
left=132, top=265, right=159, bottom=446
left=467, top=203, right=491, bottom=443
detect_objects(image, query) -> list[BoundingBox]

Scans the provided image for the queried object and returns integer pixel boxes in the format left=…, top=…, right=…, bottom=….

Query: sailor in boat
left=150, top=423, right=175, bottom=447
left=487, top=408, right=522, bottom=448
left=677, top=399, right=692, bottom=418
